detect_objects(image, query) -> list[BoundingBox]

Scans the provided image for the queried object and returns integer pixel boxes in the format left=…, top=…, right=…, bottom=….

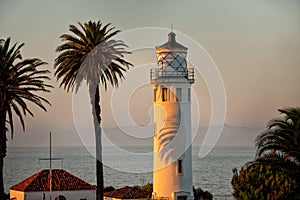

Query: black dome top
left=157, top=32, right=187, bottom=50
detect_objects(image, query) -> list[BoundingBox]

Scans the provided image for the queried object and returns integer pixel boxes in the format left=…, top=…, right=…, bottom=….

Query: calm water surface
left=4, top=145, right=255, bottom=197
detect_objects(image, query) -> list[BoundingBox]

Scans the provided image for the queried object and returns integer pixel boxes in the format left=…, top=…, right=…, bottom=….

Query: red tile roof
left=10, top=169, right=96, bottom=192
left=104, top=186, right=151, bottom=199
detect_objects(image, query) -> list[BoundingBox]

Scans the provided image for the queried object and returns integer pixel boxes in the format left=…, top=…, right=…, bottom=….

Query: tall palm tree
left=54, top=20, right=132, bottom=200
left=255, top=107, right=300, bottom=163
left=0, top=38, right=52, bottom=198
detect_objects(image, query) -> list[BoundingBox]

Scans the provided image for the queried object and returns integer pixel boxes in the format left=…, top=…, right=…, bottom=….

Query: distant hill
left=7, top=125, right=263, bottom=147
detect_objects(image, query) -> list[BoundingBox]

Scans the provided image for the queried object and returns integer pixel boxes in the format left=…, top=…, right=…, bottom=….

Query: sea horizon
left=4, top=145, right=256, bottom=197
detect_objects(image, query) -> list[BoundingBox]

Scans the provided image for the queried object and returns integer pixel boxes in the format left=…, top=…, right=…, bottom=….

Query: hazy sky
left=1, top=0, right=299, bottom=146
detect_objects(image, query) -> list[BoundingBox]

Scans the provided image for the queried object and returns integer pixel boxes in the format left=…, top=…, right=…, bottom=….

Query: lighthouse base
left=152, top=191, right=194, bottom=200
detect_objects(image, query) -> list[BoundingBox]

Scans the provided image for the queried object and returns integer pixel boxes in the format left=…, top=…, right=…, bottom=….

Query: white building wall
left=153, top=82, right=193, bottom=200
left=10, top=190, right=96, bottom=200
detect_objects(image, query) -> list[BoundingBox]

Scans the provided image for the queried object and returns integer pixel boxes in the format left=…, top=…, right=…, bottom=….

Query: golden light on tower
left=151, top=31, right=194, bottom=200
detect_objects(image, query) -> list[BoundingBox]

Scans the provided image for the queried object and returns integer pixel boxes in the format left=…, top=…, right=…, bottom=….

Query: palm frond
left=0, top=37, right=52, bottom=137
left=255, top=107, right=300, bottom=162
left=54, top=20, right=133, bottom=92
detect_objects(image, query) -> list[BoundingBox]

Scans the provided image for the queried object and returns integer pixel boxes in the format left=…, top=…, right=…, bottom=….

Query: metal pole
left=50, top=131, right=52, bottom=200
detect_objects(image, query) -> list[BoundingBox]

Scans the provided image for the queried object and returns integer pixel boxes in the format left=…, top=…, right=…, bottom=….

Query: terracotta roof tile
left=104, top=186, right=151, bottom=199
left=10, top=169, right=96, bottom=192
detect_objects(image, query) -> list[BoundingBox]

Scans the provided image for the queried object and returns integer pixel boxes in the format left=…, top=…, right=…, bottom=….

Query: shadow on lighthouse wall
left=156, top=101, right=187, bottom=167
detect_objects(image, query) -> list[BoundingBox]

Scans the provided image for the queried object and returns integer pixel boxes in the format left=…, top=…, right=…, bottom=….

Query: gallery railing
left=150, top=68, right=194, bottom=83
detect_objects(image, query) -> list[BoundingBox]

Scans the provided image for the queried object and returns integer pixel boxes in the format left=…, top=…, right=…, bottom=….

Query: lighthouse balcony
left=150, top=68, right=194, bottom=84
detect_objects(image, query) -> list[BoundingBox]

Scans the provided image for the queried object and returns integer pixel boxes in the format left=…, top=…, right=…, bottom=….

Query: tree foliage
left=232, top=107, right=300, bottom=200
left=54, top=20, right=132, bottom=92
left=137, top=183, right=153, bottom=193
left=0, top=38, right=52, bottom=138
left=232, top=163, right=299, bottom=200
left=255, top=107, right=300, bottom=162
left=104, top=186, right=115, bottom=192
left=136, top=183, right=213, bottom=200
left=193, top=186, right=212, bottom=200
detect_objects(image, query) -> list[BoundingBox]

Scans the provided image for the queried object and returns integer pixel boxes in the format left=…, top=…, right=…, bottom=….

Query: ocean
left=4, top=145, right=255, bottom=198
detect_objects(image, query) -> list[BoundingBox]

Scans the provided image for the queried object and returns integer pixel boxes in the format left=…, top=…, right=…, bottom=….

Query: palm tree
left=255, top=107, right=300, bottom=163
left=0, top=38, right=52, bottom=198
left=54, top=20, right=132, bottom=200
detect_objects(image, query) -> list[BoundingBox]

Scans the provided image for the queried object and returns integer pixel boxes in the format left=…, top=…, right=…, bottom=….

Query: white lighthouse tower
left=151, top=31, right=194, bottom=200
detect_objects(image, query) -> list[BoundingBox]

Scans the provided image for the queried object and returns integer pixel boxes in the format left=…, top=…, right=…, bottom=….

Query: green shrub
left=137, top=183, right=212, bottom=200
left=104, top=186, right=115, bottom=192
left=232, top=163, right=300, bottom=200
left=138, top=182, right=153, bottom=193
left=193, top=186, right=213, bottom=200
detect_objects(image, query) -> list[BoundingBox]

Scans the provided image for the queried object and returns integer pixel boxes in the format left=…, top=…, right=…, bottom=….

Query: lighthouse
left=150, top=31, right=194, bottom=200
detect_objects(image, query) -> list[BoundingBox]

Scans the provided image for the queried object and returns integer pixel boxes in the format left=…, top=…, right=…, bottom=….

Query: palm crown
left=54, top=21, right=132, bottom=92
left=255, top=107, right=300, bottom=162
left=0, top=37, right=52, bottom=138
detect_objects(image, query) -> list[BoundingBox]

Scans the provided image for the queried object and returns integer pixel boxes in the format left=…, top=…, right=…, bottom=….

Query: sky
left=1, top=0, right=300, bottom=147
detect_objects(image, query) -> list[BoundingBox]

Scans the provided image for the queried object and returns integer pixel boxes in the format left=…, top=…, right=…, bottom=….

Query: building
left=104, top=186, right=151, bottom=200
left=150, top=31, right=195, bottom=200
left=10, top=169, right=96, bottom=200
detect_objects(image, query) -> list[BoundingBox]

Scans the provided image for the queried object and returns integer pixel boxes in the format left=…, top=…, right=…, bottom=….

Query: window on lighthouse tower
left=177, top=159, right=183, bottom=175
left=176, top=88, right=182, bottom=102
left=177, top=196, right=187, bottom=200
left=162, top=87, right=169, bottom=102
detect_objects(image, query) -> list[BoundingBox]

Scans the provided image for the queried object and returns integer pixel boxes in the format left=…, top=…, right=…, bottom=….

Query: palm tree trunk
left=89, top=84, right=104, bottom=200
left=0, top=156, right=4, bottom=199
left=0, top=106, right=7, bottom=199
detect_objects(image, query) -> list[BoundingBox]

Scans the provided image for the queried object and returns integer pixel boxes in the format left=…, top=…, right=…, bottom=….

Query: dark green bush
left=137, top=183, right=212, bottom=200
left=138, top=182, right=153, bottom=193
left=104, top=186, right=115, bottom=192
left=232, top=163, right=300, bottom=200
left=193, top=186, right=213, bottom=200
